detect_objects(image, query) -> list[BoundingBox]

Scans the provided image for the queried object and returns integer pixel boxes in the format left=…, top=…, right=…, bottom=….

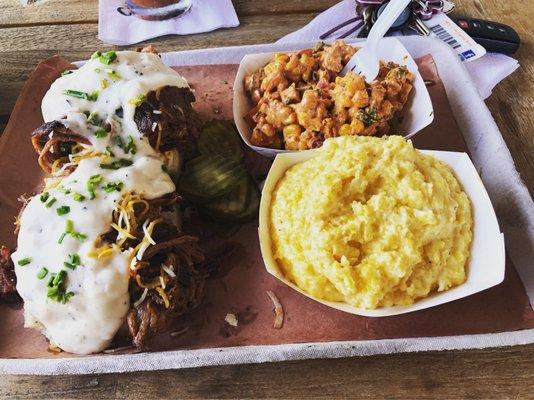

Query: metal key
left=357, top=6, right=375, bottom=38
left=408, top=15, right=431, bottom=35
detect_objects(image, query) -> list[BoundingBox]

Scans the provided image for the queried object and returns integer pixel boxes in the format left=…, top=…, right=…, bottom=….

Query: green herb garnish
left=59, top=219, right=87, bottom=244
left=62, top=90, right=99, bottom=102
left=64, top=253, right=81, bottom=270
left=102, top=181, right=124, bottom=193
left=56, top=206, right=70, bottom=216
left=72, top=192, right=86, bottom=202
left=57, top=185, right=71, bottom=195
left=45, top=197, right=57, bottom=208
left=94, top=129, right=108, bottom=138
left=37, top=267, right=48, bottom=280
left=46, top=270, right=74, bottom=303
left=17, top=257, right=32, bottom=266
left=100, top=79, right=109, bottom=89
left=129, top=94, right=146, bottom=106
left=40, top=192, right=50, bottom=203
left=91, top=51, right=102, bottom=60
left=61, top=70, right=73, bottom=76
left=87, top=174, right=103, bottom=199
left=87, top=111, right=102, bottom=126
left=100, top=159, right=133, bottom=170
left=106, top=69, right=121, bottom=81
left=104, top=147, right=115, bottom=157
left=357, top=106, right=379, bottom=128
left=98, top=51, right=117, bottom=65
left=117, top=135, right=136, bottom=155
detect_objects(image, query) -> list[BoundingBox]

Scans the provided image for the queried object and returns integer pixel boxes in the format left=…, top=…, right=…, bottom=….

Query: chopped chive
left=65, top=220, right=73, bottom=233
left=71, top=232, right=87, bottom=241
left=100, top=159, right=133, bottom=170
left=94, top=129, right=108, bottom=138
left=100, top=79, right=109, bottom=89
left=104, top=147, right=115, bottom=157
left=73, top=193, right=86, bottom=202
left=129, top=94, right=146, bottom=106
left=45, top=197, right=57, bottom=208
left=37, top=267, right=48, bottom=280
left=64, top=253, right=81, bottom=270
left=94, top=67, right=101, bottom=73
left=17, top=257, right=32, bottom=266
left=46, top=269, right=73, bottom=303
left=62, top=90, right=99, bottom=102
left=87, top=174, right=103, bottom=199
left=105, top=69, right=121, bottom=81
left=102, top=181, right=123, bottom=193
left=40, top=192, right=50, bottom=203
left=58, top=232, right=67, bottom=244
left=91, top=51, right=102, bottom=60
left=87, top=111, right=102, bottom=126
left=117, top=135, right=136, bottom=155
left=98, top=51, right=117, bottom=65
left=61, top=70, right=73, bottom=76
left=56, top=206, right=70, bottom=216
left=57, top=186, right=71, bottom=195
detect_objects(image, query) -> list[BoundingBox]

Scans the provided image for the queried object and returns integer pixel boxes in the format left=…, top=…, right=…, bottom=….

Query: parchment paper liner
left=0, top=54, right=532, bottom=363
left=259, top=148, right=505, bottom=317
left=233, top=37, right=434, bottom=157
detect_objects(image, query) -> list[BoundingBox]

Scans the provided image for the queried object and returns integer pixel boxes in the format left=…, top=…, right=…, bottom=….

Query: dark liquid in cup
left=126, top=0, right=192, bottom=21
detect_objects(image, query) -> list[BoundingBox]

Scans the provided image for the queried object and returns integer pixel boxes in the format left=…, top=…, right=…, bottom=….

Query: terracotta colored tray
left=0, top=54, right=533, bottom=361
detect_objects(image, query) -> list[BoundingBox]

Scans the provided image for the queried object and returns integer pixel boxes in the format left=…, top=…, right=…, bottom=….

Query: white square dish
left=258, top=147, right=505, bottom=317
left=233, top=37, right=434, bottom=158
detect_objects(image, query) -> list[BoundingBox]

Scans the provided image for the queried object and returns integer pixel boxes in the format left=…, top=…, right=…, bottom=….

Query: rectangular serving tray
left=0, top=36, right=533, bottom=375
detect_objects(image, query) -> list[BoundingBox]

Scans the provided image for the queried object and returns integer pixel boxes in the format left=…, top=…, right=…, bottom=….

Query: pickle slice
left=234, top=179, right=260, bottom=222
left=179, top=155, right=246, bottom=201
left=198, top=120, right=243, bottom=160
left=200, top=177, right=260, bottom=222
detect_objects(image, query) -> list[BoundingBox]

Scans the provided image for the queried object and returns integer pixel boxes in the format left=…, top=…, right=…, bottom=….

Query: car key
left=451, top=17, right=520, bottom=54
left=407, top=14, right=431, bottom=35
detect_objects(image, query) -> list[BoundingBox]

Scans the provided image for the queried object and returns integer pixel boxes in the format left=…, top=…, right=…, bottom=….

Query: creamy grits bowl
left=258, top=136, right=506, bottom=317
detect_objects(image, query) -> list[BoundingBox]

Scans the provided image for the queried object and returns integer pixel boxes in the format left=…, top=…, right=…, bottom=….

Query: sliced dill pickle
left=234, top=179, right=260, bottom=222
left=179, top=155, right=246, bottom=201
left=200, top=177, right=260, bottom=222
left=201, top=176, right=251, bottom=219
left=198, top=120, right=243, bottom=160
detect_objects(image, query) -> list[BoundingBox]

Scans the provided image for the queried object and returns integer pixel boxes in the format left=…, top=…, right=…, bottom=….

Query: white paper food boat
left=258, top=148, right=506, bottom=317
left=233, top=37, right=434, bottom=158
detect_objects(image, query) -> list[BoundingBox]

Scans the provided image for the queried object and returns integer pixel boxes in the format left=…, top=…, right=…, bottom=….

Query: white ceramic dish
left=258, top=147, right=505, bottom=317
left=233, top=37, right=434, bottom=158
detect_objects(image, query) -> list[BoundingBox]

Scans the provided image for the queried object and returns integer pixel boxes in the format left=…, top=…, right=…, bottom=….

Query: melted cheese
left=11, top=51, right=188, bottom=354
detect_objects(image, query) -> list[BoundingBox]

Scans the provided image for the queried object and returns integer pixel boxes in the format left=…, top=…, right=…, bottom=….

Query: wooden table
left=0, top=0, right=532, bottom=397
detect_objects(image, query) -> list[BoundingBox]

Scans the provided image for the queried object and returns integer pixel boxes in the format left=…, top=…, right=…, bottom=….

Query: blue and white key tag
left=423, top=12, right=486, bottom=62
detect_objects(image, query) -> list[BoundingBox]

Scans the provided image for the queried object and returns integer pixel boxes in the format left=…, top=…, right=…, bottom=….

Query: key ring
left=412, top=0, right=444, bottom=20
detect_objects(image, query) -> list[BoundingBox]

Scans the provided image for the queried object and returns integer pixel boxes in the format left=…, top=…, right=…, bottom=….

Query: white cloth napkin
left=277, top=0, right=519, bottom=99
left=99, top=0, right=239, bottom=46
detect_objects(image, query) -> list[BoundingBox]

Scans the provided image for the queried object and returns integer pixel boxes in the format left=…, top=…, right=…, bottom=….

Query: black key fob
left=452, top=17, right=520, bottom=54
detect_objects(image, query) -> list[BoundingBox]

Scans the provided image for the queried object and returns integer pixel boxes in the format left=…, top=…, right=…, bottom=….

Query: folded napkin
left=99, top=0, right=239, bottom=46
left=277, top=0, right=519, bottom=99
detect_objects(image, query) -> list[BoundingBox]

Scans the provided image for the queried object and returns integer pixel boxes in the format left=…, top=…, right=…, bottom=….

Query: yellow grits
left=269, top=136, right=473, bottom=309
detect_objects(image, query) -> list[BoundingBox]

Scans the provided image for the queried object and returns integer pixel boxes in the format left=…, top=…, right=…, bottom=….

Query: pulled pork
left=31, top=121, right=91, bottom=174
left=134, top=86, right=200, bottom=161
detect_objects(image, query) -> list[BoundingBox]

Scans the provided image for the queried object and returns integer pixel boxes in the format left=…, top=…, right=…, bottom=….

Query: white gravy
left=11, top=51, right=189, bottom=354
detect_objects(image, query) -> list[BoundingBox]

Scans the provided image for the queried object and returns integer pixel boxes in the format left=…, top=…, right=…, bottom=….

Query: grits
left=269, top=136, right=473, bottom=309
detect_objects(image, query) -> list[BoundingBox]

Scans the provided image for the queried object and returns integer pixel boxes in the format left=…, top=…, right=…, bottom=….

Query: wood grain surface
left=0, top=0, right=532, bottom=398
